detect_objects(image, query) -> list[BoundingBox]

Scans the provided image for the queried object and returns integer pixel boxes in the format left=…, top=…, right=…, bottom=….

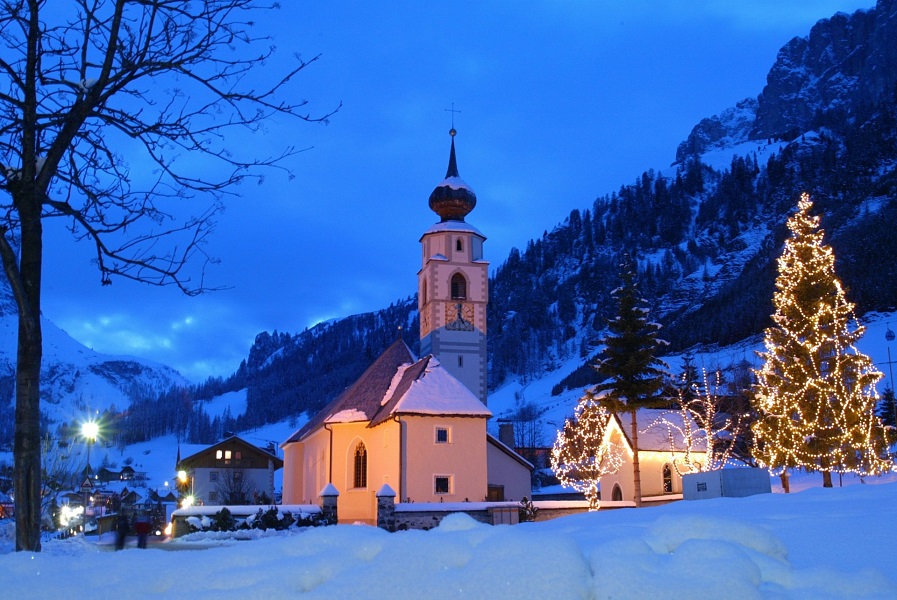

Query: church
left=281, top=129, right=532, bottom=522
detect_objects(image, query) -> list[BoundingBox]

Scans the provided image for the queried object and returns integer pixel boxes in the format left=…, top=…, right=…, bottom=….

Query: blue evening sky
left=37, top=1, right=873, bottom=381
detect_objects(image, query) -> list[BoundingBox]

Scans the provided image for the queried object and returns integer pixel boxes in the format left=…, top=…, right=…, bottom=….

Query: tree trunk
left=10, top=204, right=44, bottom=552
left=630, top=410, right=642, bottom=507
left=780, top=471, right=790, bottom=493
left=822, top=471, right=833, bottom=488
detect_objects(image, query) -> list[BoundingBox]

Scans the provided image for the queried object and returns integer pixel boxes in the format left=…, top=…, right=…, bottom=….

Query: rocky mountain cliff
left=677, top=0, right=897, bottom=162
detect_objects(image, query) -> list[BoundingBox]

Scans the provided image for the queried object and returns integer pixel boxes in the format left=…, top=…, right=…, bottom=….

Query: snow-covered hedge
left=172, top=505, right=324, bottom=536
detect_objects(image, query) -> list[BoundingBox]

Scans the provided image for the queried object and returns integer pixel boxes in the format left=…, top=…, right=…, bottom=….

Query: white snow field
left=1, top=476, right=896, bottom=599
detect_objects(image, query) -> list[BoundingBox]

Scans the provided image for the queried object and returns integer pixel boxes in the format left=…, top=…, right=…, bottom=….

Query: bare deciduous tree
left=0, top=0, right=335, bottom=551
left=216, top=467, right=253, bottom=505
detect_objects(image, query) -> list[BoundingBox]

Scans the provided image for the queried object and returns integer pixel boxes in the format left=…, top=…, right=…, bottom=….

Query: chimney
left=498, top=422, right=515, bottom=448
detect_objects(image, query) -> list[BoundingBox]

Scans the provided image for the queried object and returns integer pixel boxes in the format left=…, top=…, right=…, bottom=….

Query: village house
left=281, top=130, right=532, bottom=522
left=177, top=435, right=283, bottom=505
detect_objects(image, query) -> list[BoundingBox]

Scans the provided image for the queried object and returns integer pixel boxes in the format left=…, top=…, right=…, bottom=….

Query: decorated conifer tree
left=550, top=395, right=624, bottom=510
left=593, top=255, right=668, bottom=506
left=753, top=193, right=892, bottom=489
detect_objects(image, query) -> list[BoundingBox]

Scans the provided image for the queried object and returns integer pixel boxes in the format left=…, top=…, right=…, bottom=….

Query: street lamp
left=81, top=421, right=99, bottom=524
left=82, top=421, right=99, bottom=477
left=177, top=469, right=194, bottom=507
left=886, top=325, right=896, bottom=425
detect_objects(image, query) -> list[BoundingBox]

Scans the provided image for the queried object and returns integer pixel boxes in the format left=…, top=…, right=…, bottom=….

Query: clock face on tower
left=445, top=302, right=475, bottom=332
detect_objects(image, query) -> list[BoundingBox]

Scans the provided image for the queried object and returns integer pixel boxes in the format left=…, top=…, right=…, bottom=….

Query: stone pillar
left=318, top=483, right=339, bottom=525
left=376, top=484, right=397, bottom=532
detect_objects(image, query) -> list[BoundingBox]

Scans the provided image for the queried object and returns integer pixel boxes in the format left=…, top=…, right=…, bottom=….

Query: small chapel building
left=281, top=130, right=532, bottom=522
left=599, top=409, right=709, bottom=504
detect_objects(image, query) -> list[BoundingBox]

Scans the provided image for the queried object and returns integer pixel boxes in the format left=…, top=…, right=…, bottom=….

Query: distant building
left=177, top=436, right=283, bottom=505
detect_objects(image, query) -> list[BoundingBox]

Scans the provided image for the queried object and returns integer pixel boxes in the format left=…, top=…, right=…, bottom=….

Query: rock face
left=677, top=0, right=897, bottom=161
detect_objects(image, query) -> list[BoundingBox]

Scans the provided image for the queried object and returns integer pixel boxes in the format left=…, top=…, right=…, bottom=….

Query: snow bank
left=2, top=481, right=897, bottom=598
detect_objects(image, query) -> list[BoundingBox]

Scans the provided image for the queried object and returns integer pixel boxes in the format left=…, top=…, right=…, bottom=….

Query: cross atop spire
left=445, top=102, right=461, bottom=136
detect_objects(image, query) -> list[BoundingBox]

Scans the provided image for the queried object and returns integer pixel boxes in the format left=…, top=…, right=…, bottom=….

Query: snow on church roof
left=421, top=220, right=484, bottom=238
left=388, top=356, right=491, bottom=418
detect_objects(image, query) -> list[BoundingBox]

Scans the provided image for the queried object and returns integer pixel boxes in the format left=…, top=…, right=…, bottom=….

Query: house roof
left=486, top=433, right=534, bottom=470
left=612, top=408, right=709, bottom=453
left=178, top=435, right=284, bottom=470
left=284, top=339, right=491, bottom=444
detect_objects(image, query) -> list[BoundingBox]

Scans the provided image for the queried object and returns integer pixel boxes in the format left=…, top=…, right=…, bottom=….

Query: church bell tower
left=418, top=128, right=489, bottom=405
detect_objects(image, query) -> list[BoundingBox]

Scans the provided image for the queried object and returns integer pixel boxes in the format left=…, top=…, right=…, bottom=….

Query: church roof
left=370, top=355, right=491, bottom=426
left=283, top=339, right=417, bottom=444
left=420, top=219, right=485, bottom=240
left=283, top=340, right=491, bottom=444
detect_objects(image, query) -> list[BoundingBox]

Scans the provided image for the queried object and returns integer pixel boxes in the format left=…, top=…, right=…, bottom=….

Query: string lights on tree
left=550, top=394, right=624, bottom=510
left=752, top=193, right=893, bottom=490
left=660, top=367, right=747, bottom=475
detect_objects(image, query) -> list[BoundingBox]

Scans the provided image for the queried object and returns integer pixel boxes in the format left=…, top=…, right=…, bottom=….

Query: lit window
left=216, top=450, right=223, bottom=459
left=210, top=471, right=219, bottom=482
left=225, top=450, right=232, bottom=460
left=450, top=273, right=467, bottom=299
left=435, top=475, right=452, bottom=495
left=354, top=442, right=367, bottom=488
left=435, top=427, right=449, bottom=444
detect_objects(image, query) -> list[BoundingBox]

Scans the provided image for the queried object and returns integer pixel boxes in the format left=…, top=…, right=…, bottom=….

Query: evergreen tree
left=877, top=387, right=897, bottom=428
left=752, top=194, right=892, bottom=490
left=593, top=255, right=668, bottom=506
left=550, top=395, right=624, bottom=510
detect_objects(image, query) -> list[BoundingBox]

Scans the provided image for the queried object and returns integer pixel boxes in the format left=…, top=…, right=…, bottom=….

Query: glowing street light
left=177, top=469, right=194, bottom=505
left=82, top=421, right=99, bottom=475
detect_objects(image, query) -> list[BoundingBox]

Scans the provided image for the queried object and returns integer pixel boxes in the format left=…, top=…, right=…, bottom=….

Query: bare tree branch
left=0, top=0, right=336, bottom=551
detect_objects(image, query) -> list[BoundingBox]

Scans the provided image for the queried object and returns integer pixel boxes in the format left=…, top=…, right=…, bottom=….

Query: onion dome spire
left=428, top=128, right=477, bottom=222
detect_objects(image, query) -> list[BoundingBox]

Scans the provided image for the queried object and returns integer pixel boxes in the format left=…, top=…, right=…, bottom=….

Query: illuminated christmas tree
left=752, top=193, right=892, bottom=489
left=550, top=394, right=624, bottom=510
left=593, top=254, right=668, bottom=507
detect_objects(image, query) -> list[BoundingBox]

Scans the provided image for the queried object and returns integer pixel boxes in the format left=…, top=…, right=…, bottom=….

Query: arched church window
left=662, top=463, right=673, bottom=493
left=451, top=273, right=467, bottom=300
left=353, top=442, right=367, bottom=488
left=456, top=238, right=463, bottom=252
left=612, top=484, right=623, bottom=502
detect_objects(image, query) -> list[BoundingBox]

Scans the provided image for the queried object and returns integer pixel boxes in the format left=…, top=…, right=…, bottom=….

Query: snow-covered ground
left=1, top=474, right=896, bottom=598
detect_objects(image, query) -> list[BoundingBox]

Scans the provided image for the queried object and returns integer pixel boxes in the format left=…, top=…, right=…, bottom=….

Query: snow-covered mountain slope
left=0, top=286, right=186, bottom=432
